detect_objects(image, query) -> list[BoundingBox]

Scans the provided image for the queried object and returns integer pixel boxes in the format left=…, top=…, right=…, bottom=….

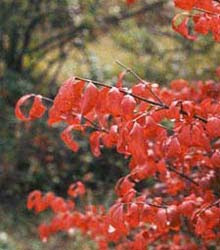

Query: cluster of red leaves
left=173, top=0, right=220, bottom=41
left=16, top=74, right=220, bottom=249
left=124, top=0, right=220, bottom=41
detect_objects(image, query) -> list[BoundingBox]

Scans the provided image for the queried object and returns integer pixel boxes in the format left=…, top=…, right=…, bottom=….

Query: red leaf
left=27, top=190, right=41, bottom=209
left=170, top=79, right=189, bottom=91
left=129, top=122, right=147, bottom=164
left=43, top=192, right=55, bottom=208
left=48, top=78, right=85, bottom=125
left=194, top=15, right=210, bottom=35
left=195, top=0, right=214, bottom=12
left=95, top=87, right=109, bottom=114
left=172, top=15, right=197, bottom=40
left=174, top=0, right=196, bottom=10
left=29, top=95, right=47, bottom=119
left=178, top=124, right=192, bottom=147
left=89, top=131, right=101, bottom=157
left=38, top=224, right=50, bottom=242
left=121, top=95, right=136, bottom=120
left=60, top=125, right=79, bottom=152
left=211, top=150, right=220, bottom=168
left=15, top=94, right=34, bottom=121
left=167, top=205, right=181, bottom=231
left=178, top=200, right=196, bottom=217
left=191, top=124, right=210, bottom=151
left=68, top=181, right=86, bottom=197
left=27, top=190, right=43, bottom=213
left=115, top=177, right=134, bottom=197
left=165, top=136, right=181, bottom=158
left=126, top=203, right=139, bottom=228
left=109, top=203, right=126, bottom=233
left=81, top=82, right=99, bottom=115
left=195, top=217, right=206, bottom=235
left=50, top=197, right=67, bottom=213
left=182, top=101, right=195, bottom=118
left=15, top=94, right=46, bottom=122
left=116, top=71, right=126, bottom=88
left=107, top=87, right=124, bottom=116
left=206, top=117, right=220, bottom=138
left=155, top=208, right=167, bottom=231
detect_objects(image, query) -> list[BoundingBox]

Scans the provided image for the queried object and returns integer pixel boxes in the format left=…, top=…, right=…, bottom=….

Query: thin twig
left=41, top=77, right=207, bottom=124
left=194, top=114, right=207, bottom=123
left=167, top=165, right=199, bottom=186
left=41, top=96, right=54, bottom=103
left=193, top=7, right=219, bottom=16
left=116, top=60, right=164, bottom=105
left=122, top=201, right=167, bottom=209
left=195, top=199, right=220, bottom=217
left=75, top=76, right=168, bottom=108
left=83, top=116, right=108, bottom=133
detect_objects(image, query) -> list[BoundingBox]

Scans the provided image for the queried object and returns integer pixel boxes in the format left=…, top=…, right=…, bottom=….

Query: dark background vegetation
left=0, top=0, right=219, bottom=249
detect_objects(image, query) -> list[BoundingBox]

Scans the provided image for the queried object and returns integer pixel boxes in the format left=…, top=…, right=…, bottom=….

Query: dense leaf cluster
left=16, top=75, right=220, bottom=249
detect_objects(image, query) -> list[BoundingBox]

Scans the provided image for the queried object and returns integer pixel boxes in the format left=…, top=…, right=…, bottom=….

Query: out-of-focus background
left=0, top=0, right=219, bottom=249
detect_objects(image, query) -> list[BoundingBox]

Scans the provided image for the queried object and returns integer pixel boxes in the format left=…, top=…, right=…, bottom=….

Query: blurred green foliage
left=0, top=0, right=220, bottom=248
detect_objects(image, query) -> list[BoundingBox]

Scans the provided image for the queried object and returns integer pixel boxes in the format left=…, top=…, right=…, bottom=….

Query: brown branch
left=116, top=60, right=164, bottom=104
left=41, top=96, right=53, bottom=103
left=167, top=165, right=199, bottom=186
left=41, top=75, right=207, bottom=125
left=28, top=1, right=167, bottom=56
left=122, top=201, right=167, bottom=209
left=104, top=1, right=168, bottom=25
left=195, top=198, right=220, bottom=218
left=74, top=76, right=168, bottom=108
left=75, top=76, right=207, bottom=123
left=193, top=7, right=219, bottom=15
left=116, top=61, right=207, bottom=123
left=40, top=95, right=107, bottom=133
left=83, top=116, right=108, bottom=133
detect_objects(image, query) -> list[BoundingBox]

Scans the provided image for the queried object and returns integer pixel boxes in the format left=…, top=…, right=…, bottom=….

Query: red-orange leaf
left=115, top=177, right=134, bottom=197
left=116, top=71, right=126, bottom=88
left=60, top=125, right=79, bottom=152
left=172, top=15, right=197, bottom=41
left=174, top=0, right=196, bottom=10
left=127, top=203, right=139, bottom=228
left=29, top=95, right=47, bottom=119
left=68, top=181, right=86, bottom=197
left=107, top=87, right=123, bottom=116
left=48, top=78, right=85, bottom=125
left=89, top=131, right=101, bottom=157
left=206, top=117, right=220, bottom=138
left=121, top=95, right=136, bottom=120
left=15, top=94, right=46, bottom=122
left=81, top=82, right=99, bottom=115
left=165, top=136, right=181, bottom=158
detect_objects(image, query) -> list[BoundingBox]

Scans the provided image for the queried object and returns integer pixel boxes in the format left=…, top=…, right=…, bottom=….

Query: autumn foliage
left=173, top=0, right=220, bottom=41
left=128, top=0, right=220, bottom=41
left=15, top=1, right=220, bottom=249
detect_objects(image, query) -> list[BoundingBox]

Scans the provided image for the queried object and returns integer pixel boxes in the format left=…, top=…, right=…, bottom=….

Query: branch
left=27, top=1, right=167, bottom=56
left=116, top=60, right=164, bottom=104
left=83, top=116, right=108, bottom=133
left=167, top=165, right=199, bottom=186
left=40, top=96, right=108, bottom=133
left=122, top=201, right=167, bottom=209
left=74, top=76, right=167, bottom=108
left=104, top=0, right=168, bottom=25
